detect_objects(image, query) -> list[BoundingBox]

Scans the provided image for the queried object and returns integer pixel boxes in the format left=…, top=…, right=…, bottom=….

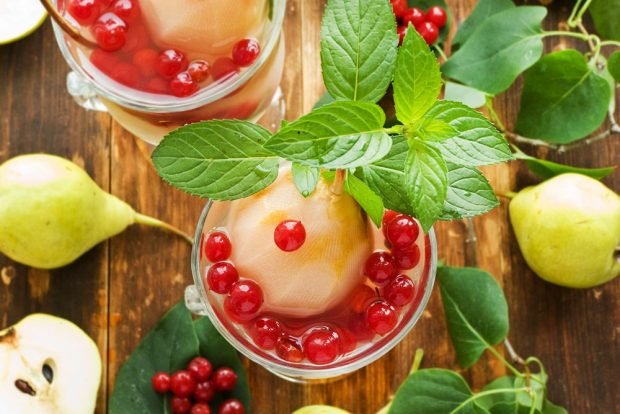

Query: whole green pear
left=509, top=173, right=620, bottom=288
left=0, top=154, right=190, bottom=269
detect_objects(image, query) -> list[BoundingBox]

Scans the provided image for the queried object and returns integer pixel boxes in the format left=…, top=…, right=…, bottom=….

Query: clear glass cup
left=50, top=0, right=286, bottom=144
left=185, top=200, right=438, bottom=382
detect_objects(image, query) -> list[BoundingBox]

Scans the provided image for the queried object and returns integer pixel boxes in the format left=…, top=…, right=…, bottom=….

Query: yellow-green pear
left=292, top=406, right=351, bottom=414
left=509, top=173, right=620, bottom=288
left=0, top=314, right=102, bottom=414
left=0, top=154, right=190, bottom=269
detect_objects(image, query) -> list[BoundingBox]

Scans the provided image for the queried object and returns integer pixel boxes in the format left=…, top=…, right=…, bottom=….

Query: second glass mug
left=51, top=0, right=287, bottom=144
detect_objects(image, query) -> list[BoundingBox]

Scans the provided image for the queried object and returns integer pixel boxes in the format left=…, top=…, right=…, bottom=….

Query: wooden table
left=1, top=1, right=618, bottom=413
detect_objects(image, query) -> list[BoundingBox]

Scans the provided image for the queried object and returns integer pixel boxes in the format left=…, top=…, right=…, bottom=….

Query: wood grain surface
left=1, top=1, right=618, bottom=413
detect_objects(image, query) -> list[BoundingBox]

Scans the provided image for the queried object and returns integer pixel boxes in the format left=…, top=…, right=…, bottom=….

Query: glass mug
left=185, top=199, right=438, bottom=382
left=50, top=0, right=286, bottom=144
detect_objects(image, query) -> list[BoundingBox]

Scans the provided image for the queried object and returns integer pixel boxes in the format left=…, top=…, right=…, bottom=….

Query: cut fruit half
left=0, top=0, right=48, bottom=45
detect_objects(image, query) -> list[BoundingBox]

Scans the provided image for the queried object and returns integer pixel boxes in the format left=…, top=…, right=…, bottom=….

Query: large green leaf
left=444, top=82, right=487, bottom=109
left=515, top=49, right=611, bottom=144
left=389, top=369, right=489, bottom=414
left=512, top=147, right=615, bottom=180
left=152, top=120, right=279, bottom=200
left=442, top=7, right=546, bottom=95
left=265, top=101, right=391, bottom=168
left=607, top=51, right=620, bottom=83
left=437, top=266, right=509, bottom=368
left=344, top=173, right=384, bottom=227
left=589, top=0, right=620, bottom=41
left=320, top=0, right=398, bottom=103
left=440, top=162, right=499, bottom=220
left=452, top=0, right=515, bottom=50
left=393, top=27, right=442, bottom=124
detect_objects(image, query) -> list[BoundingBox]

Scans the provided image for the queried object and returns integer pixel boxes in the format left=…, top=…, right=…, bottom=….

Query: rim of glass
left=190, top=200, right=439, bottom=379
left=50, top=0, right=287, bottom=113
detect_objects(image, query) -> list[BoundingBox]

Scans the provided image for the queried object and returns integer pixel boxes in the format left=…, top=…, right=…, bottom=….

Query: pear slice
left=0, top=314, right=101, bottom=414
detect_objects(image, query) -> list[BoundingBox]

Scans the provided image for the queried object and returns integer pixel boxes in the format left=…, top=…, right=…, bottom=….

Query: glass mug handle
left=66, top=71, right=108, bottom=112
left=185, top=285, right=210, bottom=316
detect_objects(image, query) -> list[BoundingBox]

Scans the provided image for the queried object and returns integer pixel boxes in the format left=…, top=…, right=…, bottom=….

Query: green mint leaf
left=513, top=146, right=615, bottom=180
left=426, top=101, right=512, bottom=166
left=344, top=173, right=384, bottom=227
left=516, top=49, right=611, bottom=144
left=152, top=120, right=279, bottom=200
left=451, top=0, right=515, bottom=50
left=393, top=27, right=441, bottom=124
left=291, top=162, right=319, bottom=197
left=437, top=266, right=509, bottom=368
left=265, top=101, right=391, bottom=169
left=388, top=369, right=488, bottom=414
left=608, top=51, right=620, bottom=83
left=589, top=0, right=620, bottom=41
left=443, top=6, right=546, bottom=95
left=411, top=117, right=458, bottom=142
left=320, top=0, right=398, bottom=103
left=408, top=0, right=452, bottom=43
left=405, top=141, right=448, bottom=232
left=358, top=136, right=411, bottom=214
left=440, top=162, right=499, bottom=220
left=542, top=400, right=568, bottom=414
left=444, top=81, right=487, bottom=109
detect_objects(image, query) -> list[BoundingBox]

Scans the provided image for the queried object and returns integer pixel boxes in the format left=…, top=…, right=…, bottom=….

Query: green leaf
left=393, top=26, right=442, bottom=124
left=477, top=377, right=521, bottom=410
left=442, top=6, right=546, bottom=95
left=607, top=51, right=620, bottom=83
left=490, top=404, right=540, bottom=414
left=516, top=49, right=611, bottom=144
left=320, top=0, right=398, bottom=103
left=444, top=82, right=487, bottom=109
left=344, top=173, right=384, bottom=227
left=291, top=163, right=319, bottom=197
left=542, top=400, right=568, bottom=414
left=152, top=120, right=279, bottom=200
left=265, top=101, right=391, bottom=169
left=426, top=101, right=512, bottom=166
left=405, top=142, right=448, bottom=232
left=514, top=374, right=546, bottom=411
left=411, top=117, right=458, bottom=142
left=589, top=0, right=620, bottom=41
left=313, top=91, right=336, bottom=109
left=389, top=369, right=489, bottom=414
left=451, top=0, right=515, bottom=49
left=440, top=162, right=499, bottom=220
left=437, top=266, right=509, bottom=368
left=513, top=146, right=615, bottom=180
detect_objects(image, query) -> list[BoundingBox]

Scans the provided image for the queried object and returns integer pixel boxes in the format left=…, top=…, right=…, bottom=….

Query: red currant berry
left=397, top=25, right=407, bottom=46
left=194, top=381, right=216, bottom=403
left=401, top=7, right=425, bottom=28
left=250, top=317, right=282, bottom=350
left=171, top=397, right=192, bottom=414
left=112, top=0, right=140, bottom=23
left=393, top=244, right=421, bottom=270
left=92, top=13, right=127, bottom=52
left=225, top=280, right=263, bottom=320
left=146, top=77, right=169, bottom=94
left=338, top=328, right=357, bottom=353
left=191, top=403, right=212, bottom=414
left=187, top=357, right=213, bottom=382
left=151, top=372, right=171, bottom=393
left=158, top=49, right=188, bottom=79
left=218, top=399, right=245, bottom=414
left=366, top=301, right=398, bottom=335
left=90, top=49, right=120, bottom=75
left=303, top=328, right=341, bottom=365
left=170, top=370, right=197, bottom=398
left=390, top=0, right=407, bottom=18
left=170, top=71, right=198, bottom=97
left=212, top=58, right=239, bottom=81
left=348, top=314, right=375, bottom=342
left=232, top=38, right=261, bottom=67
left=274, top=220, right=306, bottom=252
left=188, top=60, right=211, bottom=82
left=382, top=209, right=399, bottom=238
left=110, top=62, right=140, bottom=88
left=132, top=48, right=159, bottom=77
left=206, top=262, right=239, bottom=294
left=67, top=0, right=100, bottom=25
left=120, top=24, right=150, bottom=54
left=364, top=251, right=398, bottom=286
left=276, top=336, right=304, bottom=362
left=426, top=6, right=447, bottom=29
left=416, top=21, right=439, bottom=45
left=386, top=215, right=420, bottom=249
left=212, top=367, right=238, bottom=391
left=351, top=284, right=376, bottom=313
left=204, top=231, right=232, bottom=262
left=384, top=275, right=416, bottom=307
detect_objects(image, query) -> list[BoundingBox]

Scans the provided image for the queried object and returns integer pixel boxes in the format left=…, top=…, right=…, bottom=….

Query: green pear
left=509, top=173, right=620, bottom=288
left=292, top=406, right=351, bottom=414
left=0, top=154, right=191, bottom=269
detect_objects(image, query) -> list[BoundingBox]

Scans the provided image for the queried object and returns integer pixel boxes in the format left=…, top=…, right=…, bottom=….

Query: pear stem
left=39, top=0, right=98, bottom=48
left=330, top=170, right=346, bottom=195
left=134, top=214, right=194, bottom=245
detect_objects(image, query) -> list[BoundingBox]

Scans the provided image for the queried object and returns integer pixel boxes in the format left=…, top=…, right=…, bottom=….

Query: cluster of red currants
left=390, top=0, right=448, bottom=45
left=151, top=356, right=244, bottom=414
left=66, top=0, right=261, bottom=96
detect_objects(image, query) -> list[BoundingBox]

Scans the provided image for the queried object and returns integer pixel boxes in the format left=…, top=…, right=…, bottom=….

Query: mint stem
left=331, top=170, right=346, bottom=195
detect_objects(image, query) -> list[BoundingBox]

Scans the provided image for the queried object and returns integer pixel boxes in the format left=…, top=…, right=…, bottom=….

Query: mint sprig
left=152, top=0, right=511, bottom=232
